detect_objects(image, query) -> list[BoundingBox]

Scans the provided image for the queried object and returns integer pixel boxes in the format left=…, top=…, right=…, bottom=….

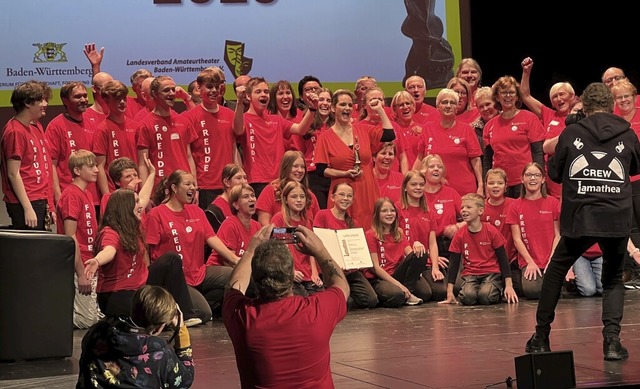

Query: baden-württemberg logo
left=32, top=42, right=67, bottom=63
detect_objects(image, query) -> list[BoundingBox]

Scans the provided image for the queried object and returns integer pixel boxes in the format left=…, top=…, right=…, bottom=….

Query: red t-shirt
left=483, top=198, right=517, bottom=261
left=293, top=124, right=328, bottom=172
left=413, top=103, right=439, bottom=125
left=360, top=120, right=407, bottom=172
left=239, top=112, right=294, bottom=184
left=365, top=229, right=409, bottom=278
left=134, top=108, right=151, bottom=123
left=207, top=216, right=261, bottom=266
left=312, top=208, right=358, bottom=230
left=483, top=110, right=546, bottom=186
left=420, top=120, right=482, bottom=196
left=93, top=117, right=140, bottom=164
left=457, top=108, right=480, bottom=125
left=506, top=196, right=560, bottom=269
left=396, top=119, right=425, bottom=167
left=212, top=196, right=233, bottom=219
left=450, top=222, right=506, bottom=276
left=57, top=184, right=97, bottom=262
left=125, top=96, right=145, bottom=120
left=222, top=287, right=346, bottom=389
left=83, top=108, right=107, bottom=133
left=145, top=204, right=214, bottom=286
left=376, top=171, right=404, bottom=205
left=96, top=226, right=147, bottom=292
left=424, top=185, right=462, bottom=236
left=1, top=119, right=51, bottom=203
left=541, top=105, right=567, bottom=199
left=137, top=111, right=198, bottom=188
left=183, top=105, right=236, bottom=190
left=271, top=212, right=314, bottom=280
left=256, top=182, right=320, bottom=222
left=397, top=204, right=435, bottom=264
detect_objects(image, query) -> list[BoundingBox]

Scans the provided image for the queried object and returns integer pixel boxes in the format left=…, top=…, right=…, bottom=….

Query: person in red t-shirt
left=84, top=72, right=112, bottom=132
left=133, top=77, right=155, bottom=122
left=256, top=150, right=320, bottom=226
left=470, top=86, right=499, bottom=154
left=313, top=182, right=378, bottom=309
left=267, top=80, right=301, bottom=152
left=439, top=193, right=518, bottom=305
left=137, top=76, right=198, bottom=191
left=223, top=225, right=349, bottom=389
left=182, top=67, right=237, bottom=209
left=391, top=90, right=425, bottom=167
left=125, top=69, right=153, bottom=120
left=209, top=163, right=248, bottom=221
left=100, top=155, right=155, bottom=217
left=83, top=188, right=201, bottom=326
left=294, top=87, right=332, bottom=209
left=483, top=76, right=546, bottom=198
left=94, top=80, right=141, bottom=196
left=506, top=162, right=560, bottom=300
left=447, top=77, right=480, bottom=125
left=1, top=81, right=54, bottom=230
left=56, top=150, right=101, bottom=328
left=455, top=58, right=483, bottom=108
left=232, top=77, right=318, bottom=198
left=404, top=75, right=439, bottom=125
left=413, top=88, right=483, bottom=196
left=146, top=170, right=239, bottom=322
left=271, top=181, right=323, bottom=296
left=396, top=170, right=442, bottom=302
left=418, top=154, right=464, bottom=301
left=365, top=198, right=425, bottom=307
left=373, top=142, right=404, bottom=204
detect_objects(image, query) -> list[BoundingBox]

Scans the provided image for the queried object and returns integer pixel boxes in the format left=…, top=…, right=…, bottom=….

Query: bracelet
left=308, top=108, right=318, bottom=112
left=94, top=257, right=100, bottom=266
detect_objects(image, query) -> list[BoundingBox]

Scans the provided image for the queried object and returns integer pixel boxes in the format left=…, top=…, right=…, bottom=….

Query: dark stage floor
left=2, top=292, right=640, bottom=389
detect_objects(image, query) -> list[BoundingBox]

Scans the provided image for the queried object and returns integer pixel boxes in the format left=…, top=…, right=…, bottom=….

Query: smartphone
left=271, top=227, right=298, bottom=244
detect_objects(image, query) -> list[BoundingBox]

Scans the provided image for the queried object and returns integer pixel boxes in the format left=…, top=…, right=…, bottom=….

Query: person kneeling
left=440, top=194, right=518, bottom=305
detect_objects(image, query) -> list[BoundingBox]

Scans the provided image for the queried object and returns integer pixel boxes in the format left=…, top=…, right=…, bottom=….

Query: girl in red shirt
left=365, top=198, right=425, bottom=307
left=84, top=188, right=199, bottom=325
left=271, top=181, right=323, bottom=296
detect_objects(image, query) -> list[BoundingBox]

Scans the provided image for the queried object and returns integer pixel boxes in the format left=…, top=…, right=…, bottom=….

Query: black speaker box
left=514, top=351, right=576, bottom=389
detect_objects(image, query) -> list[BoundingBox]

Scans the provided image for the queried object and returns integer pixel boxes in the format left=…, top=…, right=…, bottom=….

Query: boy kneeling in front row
left=440, top=193, right=518, bottom=305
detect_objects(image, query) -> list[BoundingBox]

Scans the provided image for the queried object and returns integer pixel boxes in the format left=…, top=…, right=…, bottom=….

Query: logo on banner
left=224, top=40, right=253, bottom=78
left=32, top=42, right=68, bottom=62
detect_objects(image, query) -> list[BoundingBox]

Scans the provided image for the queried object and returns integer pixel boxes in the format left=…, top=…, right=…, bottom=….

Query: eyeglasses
left=500, top=91, right=517, bottom=97
left=524, top=172, right=542, bottom=178
left=303, top=86, right=320, bottom=93
left=605, top=75, right=625, bottom=84
left=615, top=93, right=634, bottom=101
left=334, top=192, right=354, bottom=199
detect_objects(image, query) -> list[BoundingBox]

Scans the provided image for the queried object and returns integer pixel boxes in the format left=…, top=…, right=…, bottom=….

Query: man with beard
left=93, top=80, right=141, bottom=196
left=46, top=82, right=101, bottom=210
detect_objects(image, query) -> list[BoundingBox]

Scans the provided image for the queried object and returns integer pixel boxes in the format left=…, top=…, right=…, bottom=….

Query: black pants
left=368, top=253, right=426, bottom=307
left=6, top=199, right=48, bottom=230
left=535, top=236, right=626, bottom=338
left=97, top=252, right=195, bottom=319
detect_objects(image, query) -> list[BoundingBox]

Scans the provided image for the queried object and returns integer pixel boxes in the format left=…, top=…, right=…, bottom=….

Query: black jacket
left=548, top=112, right=640, bottom=238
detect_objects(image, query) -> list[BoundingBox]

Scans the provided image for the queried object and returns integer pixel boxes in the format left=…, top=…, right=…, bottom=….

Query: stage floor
left=2, top=291, right=640, bottom=389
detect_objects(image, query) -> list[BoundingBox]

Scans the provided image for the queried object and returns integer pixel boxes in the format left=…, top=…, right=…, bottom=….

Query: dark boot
left=603, top=336, right=629, bottom=361
left=525, top=332, right=551, bottom=353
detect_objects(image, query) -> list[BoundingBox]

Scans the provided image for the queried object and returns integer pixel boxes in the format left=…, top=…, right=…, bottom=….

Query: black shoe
left=604, top=336, right=629, bottom=361
left=525, top=333, right=551, bottom=353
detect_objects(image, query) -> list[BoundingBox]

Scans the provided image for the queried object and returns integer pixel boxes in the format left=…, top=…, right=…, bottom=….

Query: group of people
left=3, top=44, right=640, bottom=387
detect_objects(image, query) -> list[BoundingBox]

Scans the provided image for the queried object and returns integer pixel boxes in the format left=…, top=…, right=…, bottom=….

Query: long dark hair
left=94, top=189, right=143, bottom=255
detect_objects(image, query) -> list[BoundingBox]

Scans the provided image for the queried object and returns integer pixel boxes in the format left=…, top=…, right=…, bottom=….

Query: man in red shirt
left=404, top=75, right=439, bottom=124
left=223, top=225, right=349, bottom=389
left=94, top=80, right=140, bottom=196
left=182, top=67, right=237, bottom=209
left=1, top=81, right=54, bottom=230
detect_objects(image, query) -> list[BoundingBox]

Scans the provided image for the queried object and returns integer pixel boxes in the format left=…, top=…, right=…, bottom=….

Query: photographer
left=223, top=224, right=349, bottom=388
left=77, top=285, right=194, bottom=389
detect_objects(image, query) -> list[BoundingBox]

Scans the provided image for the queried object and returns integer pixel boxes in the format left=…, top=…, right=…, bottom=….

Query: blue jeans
left=572, top=256, right=603, bottom=297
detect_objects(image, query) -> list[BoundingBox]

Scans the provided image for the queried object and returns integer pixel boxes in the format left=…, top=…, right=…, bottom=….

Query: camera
left=270, top=227, right=299, bottom=244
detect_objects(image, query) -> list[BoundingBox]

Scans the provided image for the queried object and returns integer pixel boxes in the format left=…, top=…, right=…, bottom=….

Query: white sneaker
left=405, top=294, right=423, bottom=306
left=184, top=318, right=203, bottom=327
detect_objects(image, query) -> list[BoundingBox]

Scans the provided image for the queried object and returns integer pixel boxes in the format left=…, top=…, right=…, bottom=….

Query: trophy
left=353, top=137, right=361, bottom=173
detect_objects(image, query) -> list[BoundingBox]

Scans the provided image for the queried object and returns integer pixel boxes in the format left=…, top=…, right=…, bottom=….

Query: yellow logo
left=32, top=42, right=68, bottom=62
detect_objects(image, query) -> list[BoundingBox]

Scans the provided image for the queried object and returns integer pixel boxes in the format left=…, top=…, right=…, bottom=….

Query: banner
left=0, top=0, right=462, bottom=106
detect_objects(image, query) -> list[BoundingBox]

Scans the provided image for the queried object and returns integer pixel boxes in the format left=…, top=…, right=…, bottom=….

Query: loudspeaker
left=514, top=351, right=576, bottom=389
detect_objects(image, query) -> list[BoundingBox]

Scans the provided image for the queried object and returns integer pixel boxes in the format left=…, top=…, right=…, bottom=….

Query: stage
left=2, top=292, right=639, bottom=388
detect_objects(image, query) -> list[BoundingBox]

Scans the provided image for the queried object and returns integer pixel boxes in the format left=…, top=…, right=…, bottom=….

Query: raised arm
left=233, top=86, right=247, bottom=136
left=520, top=57, right=543, bottom=119
left=227, top=224, right=273, bottom=294
left=83, top=43, right=104, bottom=77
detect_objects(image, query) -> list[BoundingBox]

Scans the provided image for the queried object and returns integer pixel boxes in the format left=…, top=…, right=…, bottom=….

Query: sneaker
left=603, top=336, right=629, bottom=361
left=405, top=294, right=423, bottom=306
left=184, top=317, right=203, bottom=327
left=525, top=332, right=551, bottom=353
left=624, top=274, right=640, bottom=290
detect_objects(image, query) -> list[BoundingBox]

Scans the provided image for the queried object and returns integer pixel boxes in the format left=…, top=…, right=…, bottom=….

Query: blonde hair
left=68, top=149, right=97, bottom=177
left=131, top=285, right=176, bottom=334
left=461, top=193, right=485, bottom=209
